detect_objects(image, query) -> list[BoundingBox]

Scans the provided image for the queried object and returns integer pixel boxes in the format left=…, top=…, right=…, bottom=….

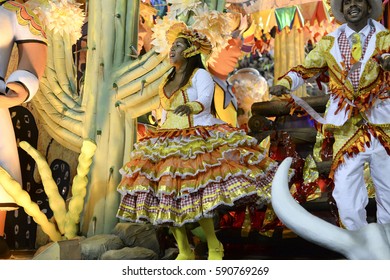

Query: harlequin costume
left=0, top=1, right=47, bottom=209
left=116, top=23, right=277, bottom=228
left=275, top=0, right=390, bottom=230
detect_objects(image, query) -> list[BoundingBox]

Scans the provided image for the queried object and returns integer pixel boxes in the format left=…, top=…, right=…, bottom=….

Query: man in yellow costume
left=0, top=0, right=47, bottom=258
left=270, top=0, right=390, bottom=231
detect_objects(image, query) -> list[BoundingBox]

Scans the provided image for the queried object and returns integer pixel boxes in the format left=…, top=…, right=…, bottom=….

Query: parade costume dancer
left=270, top=0, right=390, bottom=230
left=117, top=23, right=278, bottom=260
left=0, top=0, right=47, bottom=258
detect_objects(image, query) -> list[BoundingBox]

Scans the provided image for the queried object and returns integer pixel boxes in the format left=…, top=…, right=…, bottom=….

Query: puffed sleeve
left=5, top=1, right=47, bottom=44
left=2, top=1, right=47, bottom=102
left=186, top=69, right=215, bottom=114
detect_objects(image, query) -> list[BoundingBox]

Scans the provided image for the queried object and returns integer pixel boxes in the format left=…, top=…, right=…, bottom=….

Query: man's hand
left=269, top=85, right=290, bottom=96
left=174, top=105, right=191, bottom=116
left=376, top=55, right=390, bottom=71
left=381, top=56, right=390, bottom=71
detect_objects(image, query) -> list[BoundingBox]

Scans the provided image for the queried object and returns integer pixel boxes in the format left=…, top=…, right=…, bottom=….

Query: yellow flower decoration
left=26, top=0, right=85, bottom=44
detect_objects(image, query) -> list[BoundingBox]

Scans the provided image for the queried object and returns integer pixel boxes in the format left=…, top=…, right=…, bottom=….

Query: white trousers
left=333, top=135, right=390, bottom=230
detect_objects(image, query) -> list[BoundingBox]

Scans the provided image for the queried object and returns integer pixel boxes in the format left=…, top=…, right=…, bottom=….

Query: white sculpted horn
left=271, top=157, right=390, bottom=260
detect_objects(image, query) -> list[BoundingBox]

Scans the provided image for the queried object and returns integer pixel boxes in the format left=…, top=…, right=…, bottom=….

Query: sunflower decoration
left=151, top=16, right=182, bottom=54
left=167, top=0, right=202, bottom=19
left=152, top=4, right=232, bottom=66
left=191, top=5, right=233, bottom=66
left=140, top=1, right=158, bottom=29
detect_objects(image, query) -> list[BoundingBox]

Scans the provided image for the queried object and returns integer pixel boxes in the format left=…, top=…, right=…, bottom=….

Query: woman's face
left=169, top=37, right=188, bottom=67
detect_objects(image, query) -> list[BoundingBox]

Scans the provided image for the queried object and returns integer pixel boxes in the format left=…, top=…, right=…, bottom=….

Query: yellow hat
left=166, top=22, right=212, bottom=58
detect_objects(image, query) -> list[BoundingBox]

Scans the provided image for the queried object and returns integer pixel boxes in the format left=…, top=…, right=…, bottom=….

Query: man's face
left=342, top=0, right=371, bottom=24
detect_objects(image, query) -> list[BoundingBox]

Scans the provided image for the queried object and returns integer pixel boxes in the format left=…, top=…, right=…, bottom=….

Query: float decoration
left=2, top=139, right=96, bottom=241
left=9, top=0, right=342, bottom=240
left=26, top=0, right=85, bottom=45
left=26, top=0, right=86, bottom=152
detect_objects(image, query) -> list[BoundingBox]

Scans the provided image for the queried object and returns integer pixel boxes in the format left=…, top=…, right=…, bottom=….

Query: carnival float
left=1, top=0, right=389, bottom=260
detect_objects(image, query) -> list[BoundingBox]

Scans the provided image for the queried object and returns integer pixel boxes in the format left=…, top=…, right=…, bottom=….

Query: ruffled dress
left=116, top=68, right=278, bottom=226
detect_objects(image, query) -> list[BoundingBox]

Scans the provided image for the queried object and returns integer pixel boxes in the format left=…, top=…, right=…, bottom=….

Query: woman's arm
left=2, top=42, right=47, bottom=108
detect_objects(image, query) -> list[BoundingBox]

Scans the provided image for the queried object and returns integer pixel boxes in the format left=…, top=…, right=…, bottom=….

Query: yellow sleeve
left=186, top=101, right=204, bottom=114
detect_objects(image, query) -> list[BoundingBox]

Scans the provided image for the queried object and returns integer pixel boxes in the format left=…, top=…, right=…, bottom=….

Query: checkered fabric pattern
left=117, top=171, right=275, bottom=226
left=338, top=27, right=375, bottom=92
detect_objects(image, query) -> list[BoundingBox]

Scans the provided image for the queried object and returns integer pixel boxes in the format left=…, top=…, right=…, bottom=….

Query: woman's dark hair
left=182, top=54, right=205, bottom=84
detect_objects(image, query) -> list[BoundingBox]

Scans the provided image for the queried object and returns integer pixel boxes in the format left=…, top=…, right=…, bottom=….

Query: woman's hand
left=375, top=55, right=390, bottom=71
left=174, top=105, right=191, bottom=116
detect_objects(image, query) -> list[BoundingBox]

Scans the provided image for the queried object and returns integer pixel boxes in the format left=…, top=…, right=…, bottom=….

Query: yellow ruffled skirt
left=116, top=124, right=277, bottom=226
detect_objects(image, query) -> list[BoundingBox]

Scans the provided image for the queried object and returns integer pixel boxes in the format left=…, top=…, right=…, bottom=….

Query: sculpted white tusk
left=271, top=157, right=355, bottom=258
